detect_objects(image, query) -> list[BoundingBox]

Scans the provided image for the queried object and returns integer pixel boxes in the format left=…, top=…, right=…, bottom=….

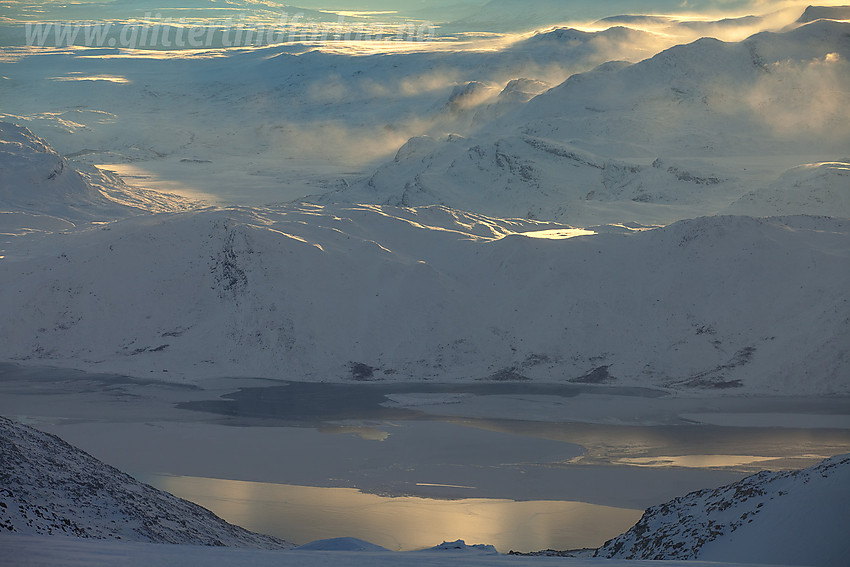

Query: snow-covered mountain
left=445, top=0, right=719, bottom=32
left=725, top=160, right=850, bottom=217
left=595, top=454, right=850, bottom=567
left=319, top=19, right=850, bottom=225
left=796, top=5, right=850, bottom=24
left=0, top=19, right=685, bottom=206
left=0, top=122, right=194, bottom=226
left=0, top=415, right=292, bottom=548
left=0, top=200, right=847, bottom=394
left=1, top=16, right=849, bottom=394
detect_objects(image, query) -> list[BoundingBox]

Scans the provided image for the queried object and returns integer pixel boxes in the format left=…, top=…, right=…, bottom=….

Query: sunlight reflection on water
left=144, top=474, right=642, bottom=553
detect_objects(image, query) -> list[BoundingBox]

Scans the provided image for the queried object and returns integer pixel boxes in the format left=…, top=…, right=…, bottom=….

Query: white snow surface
left=1, top=534, right=793, bottom=567
left=0, top=415, right=292, bottom=548
left=596, top=454, right=850, bottom=567
left=0, top=15, right=849, bottom=394
left=0, top=199, right=847, bottom=394
left=725, top=160, right=850, bottom=217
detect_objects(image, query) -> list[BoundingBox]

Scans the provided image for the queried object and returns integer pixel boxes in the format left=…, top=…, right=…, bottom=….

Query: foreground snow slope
left=0, top=416, right=291, bottom=548
left=3, top=535, right=790, bottom=567
left=322, top=19, right=850, bottom=225
left=0, top=201, right=847, bottom=395
left=596, top=454, right=850, bottom=567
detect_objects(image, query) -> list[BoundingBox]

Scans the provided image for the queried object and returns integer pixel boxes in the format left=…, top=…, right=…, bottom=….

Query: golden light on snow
left=519, top=228, right=596, bottom=239
left=49, top=74, right=131, bottom=83
left=333, top=11, right=399, bottom=17
left=614, top=455, right=780, bottom=469
left=94, top=163, right=219, bottom=203
left=148, top=475, right=642, bottom=552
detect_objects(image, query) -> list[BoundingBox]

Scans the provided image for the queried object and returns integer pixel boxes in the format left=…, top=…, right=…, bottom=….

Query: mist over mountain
left=319, top=19, right=850, bottom=225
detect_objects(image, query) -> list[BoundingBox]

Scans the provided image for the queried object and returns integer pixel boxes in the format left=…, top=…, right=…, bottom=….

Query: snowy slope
left=2, top=535, right=790, bottom=567
left=0, top=205, right=847, bottom=395
left=0, top=122, right=195, bottom=224
left=321, top=20, right=850, bottom=225
left=596, top=454, right=850, bottom=566
left=725, top=160, right=850, bottom=217
left=0, top=415, right=292, bottom=548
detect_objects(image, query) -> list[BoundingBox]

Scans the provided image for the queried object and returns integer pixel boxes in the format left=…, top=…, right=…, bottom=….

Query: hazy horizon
left=5, top=0, right=849, bottom=22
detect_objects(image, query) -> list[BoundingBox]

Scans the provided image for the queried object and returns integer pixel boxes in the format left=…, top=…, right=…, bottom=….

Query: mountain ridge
left=0, top=205, right=846, bottom=395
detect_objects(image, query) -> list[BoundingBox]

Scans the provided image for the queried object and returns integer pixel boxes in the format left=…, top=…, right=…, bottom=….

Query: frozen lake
left=2, top=363, right=850, bottom=551
left=140, top=474, right=642, bottom=552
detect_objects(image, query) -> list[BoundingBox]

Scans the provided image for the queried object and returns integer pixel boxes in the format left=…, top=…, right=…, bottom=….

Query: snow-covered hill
left=796, top=5, right=850, bottom=24
left=0, top=122, right=194, bottom=225
left=596, top=454, right=850, bottom=566
left=320, top=20, right=850, bottom=225
left=0, top=204, right=847, bottom=395
left=0, top=415, right=292, bottom=548
left=446, top=0, right=715, bottom=32
left=725, top=160, right=850, bottom=217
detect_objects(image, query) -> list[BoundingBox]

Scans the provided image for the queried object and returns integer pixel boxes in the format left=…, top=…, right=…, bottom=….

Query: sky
left=9, top=0, right=847, bottom=18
